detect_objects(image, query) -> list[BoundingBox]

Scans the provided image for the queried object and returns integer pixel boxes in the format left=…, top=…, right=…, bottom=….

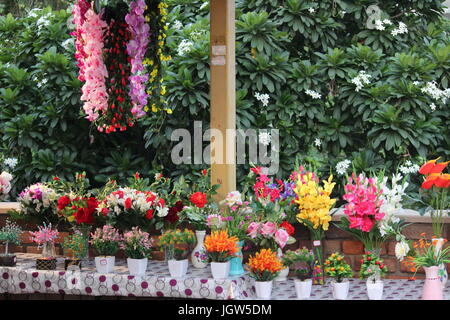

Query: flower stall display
left=121, top=227, right=153, bottom=276
left=0, top=219, right=22, bottom=267
left=324, top=252, right=353, bottom=300
left=282, top=247, right=315, bottom=299
left=90, top=225, right=122, bottom=273
left=63, top=231, right=89, bottom=270
left=359, top=251, right=388, bottom=300
left=246, top=248, right=283, bottom=299
left=204, top=230, right=238, bottom=280
left=416, top=158, right=450, bottom=285
left=71, top=0, right=170, bottom=132
left=159, top=229, right=195, bottom=278
left=98, top=187, right=166, bottom=232
left=338, top=173, right=387, bottom=255
left=13, top=183, right=60, bottom=226
left=30, top=224, right=59, bottom=270
left=293, top=168, right=336, bottom=285
left=404, top=234, right=450, bottom=300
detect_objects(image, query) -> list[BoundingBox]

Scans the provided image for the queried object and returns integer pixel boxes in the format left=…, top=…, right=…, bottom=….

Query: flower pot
left=191, top=230, right=208, bottom=269
left=168, top=259, right=188, bottom=278
left=433, top=238, right=448, bottom=287
left=210, top=261, right=230, bottom=280
left=332, top=280, right=350, bottom=300
left=366, top=279, right=384, bottom=300
left=36, top=258, right=57, bottom=270
left=294, top=279, right=312, bottom=299
left=229, top=240, right=245, bottom=276
left=95, top=256, right=115, bottom=274
left=422, top=266, right=443, bottom=300
left=64, top=258, right=82, bottom=271
left=127, top=258, right=148, bottom=276
left=275, top=267, right=289, bottom=281
left=0, top=254, right=16, bottom=267
left=255, top=281, right=273, bottom=299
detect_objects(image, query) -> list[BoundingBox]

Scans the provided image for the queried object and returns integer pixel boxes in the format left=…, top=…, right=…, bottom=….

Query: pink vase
left=422, top=266, right=444, bottom=300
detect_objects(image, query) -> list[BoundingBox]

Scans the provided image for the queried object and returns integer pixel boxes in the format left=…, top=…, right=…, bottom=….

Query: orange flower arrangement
left=246, top=248, right=283, bottom=281
left=204, top=230, right=239, bottom=262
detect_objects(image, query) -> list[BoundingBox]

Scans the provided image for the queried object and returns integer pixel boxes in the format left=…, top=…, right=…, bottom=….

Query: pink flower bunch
left=343, top=173, right=385, bottom=232
left=30, top=224, right=59, bottom=244
left=121, top=227, right=153, bottom=258
left=206, top=214, right=225, bottom=229
left=90, top=225, right=122, bottom=243
left=246, top=221, right=290, bottom=249
left=71, top=0, right=91, bottom=82
left=80, top=8, right=109, bottom=122
left=251, top=167, right=281, bottom=202
left=125, top=0, right=150, bottom=118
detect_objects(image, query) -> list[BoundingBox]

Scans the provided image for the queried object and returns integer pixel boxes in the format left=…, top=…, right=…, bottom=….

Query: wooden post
left=210, top=0, right=236, bottom=200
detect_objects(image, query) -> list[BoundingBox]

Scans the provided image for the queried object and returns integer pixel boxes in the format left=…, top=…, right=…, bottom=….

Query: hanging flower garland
left=71, top=0, right=168, bottom=133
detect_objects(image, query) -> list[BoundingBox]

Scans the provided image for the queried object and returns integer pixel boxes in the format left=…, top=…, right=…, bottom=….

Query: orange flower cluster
left=419, top=158, right=450, bottom=189
left=247, top=248, right=283, bottom=274
left=204, top=230, right=239, bottom=255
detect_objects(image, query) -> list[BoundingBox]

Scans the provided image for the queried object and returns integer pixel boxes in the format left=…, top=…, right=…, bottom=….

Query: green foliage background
left=0, top=0, right=449, bottom=196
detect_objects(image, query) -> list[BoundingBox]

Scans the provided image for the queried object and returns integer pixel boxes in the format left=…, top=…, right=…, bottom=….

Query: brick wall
left=1, top=212, right=448, bottom=279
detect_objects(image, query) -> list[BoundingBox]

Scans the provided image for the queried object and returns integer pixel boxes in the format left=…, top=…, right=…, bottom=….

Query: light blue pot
left=229, top=240, right=245, bottom=276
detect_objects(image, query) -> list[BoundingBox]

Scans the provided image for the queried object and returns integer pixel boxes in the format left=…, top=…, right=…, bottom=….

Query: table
left=0, top=254, right=447, bottom=300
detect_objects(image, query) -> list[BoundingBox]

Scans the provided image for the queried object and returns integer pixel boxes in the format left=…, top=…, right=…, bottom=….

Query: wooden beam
left=210, top=0, right=236, bottom=200
left=0, top=202, right=20, bottom=214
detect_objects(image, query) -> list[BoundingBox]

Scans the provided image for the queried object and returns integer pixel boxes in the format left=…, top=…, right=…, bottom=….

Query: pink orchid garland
left=342, top=173, right=385, bottom=232
left=80, top=8, right=109, bottom=123
left=71, top=0, right=91, bottom=82
left=125, top=0, right=150, bottom=118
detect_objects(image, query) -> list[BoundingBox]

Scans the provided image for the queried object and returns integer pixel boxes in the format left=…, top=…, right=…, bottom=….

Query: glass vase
left=42, top=241, right=57, bottom=259
left=311, top=237, right=324, bottom=285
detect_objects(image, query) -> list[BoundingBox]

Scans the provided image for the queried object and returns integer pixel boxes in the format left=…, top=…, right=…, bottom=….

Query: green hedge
left=0, top=1, right=449, bottom=196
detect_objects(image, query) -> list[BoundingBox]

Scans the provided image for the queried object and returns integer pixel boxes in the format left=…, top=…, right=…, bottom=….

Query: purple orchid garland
left=125, top=0, right=150, bottom=118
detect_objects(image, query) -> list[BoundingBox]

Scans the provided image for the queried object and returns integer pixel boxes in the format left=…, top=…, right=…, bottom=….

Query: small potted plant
left=30, top=223, right=59, bottom=270
left=0, top=219, right=22, bottom=266
left=324, top=252, right=353, bottom=300
left=62, top=231, right=89, bottom=270
left=159, top=229, right=196, bottom=278
left=247, top=248, right=283, bottom=299
left=359, top=251, right=388, bottom=300
left=122, top=227, right=153, bottom=276
left=204, top=230, right=238, bottom=279
left=90, top=225, right=122, bottom=274
left=282, top=247, right=315, bottom=299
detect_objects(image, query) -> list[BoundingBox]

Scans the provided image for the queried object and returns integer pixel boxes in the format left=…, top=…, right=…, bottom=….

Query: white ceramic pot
left=366, top=279, right=384, bottom=300
left=332, top=280, right=350, bottom=300
left=168, top=259, right=189, bottom=278
left=191, top=230, right=209, bottom=269
left=127, top=258, right=148, bottom=276
left=95, top=256, right=115, bottom=274
left=434, top=238, right=448, bottom=286
left=255, top=281, right=273, bottom=299
left=211, top=261, right=230, bottom=280
left=294, top=279, right=312, bottom=299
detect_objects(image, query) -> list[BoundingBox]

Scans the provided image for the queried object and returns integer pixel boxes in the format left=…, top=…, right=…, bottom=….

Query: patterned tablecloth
left=0, top=254, right=448, bottom=300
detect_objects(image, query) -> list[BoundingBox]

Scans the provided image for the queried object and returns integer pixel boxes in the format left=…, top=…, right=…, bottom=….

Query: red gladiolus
left=190, top=192, right=207, bottom=208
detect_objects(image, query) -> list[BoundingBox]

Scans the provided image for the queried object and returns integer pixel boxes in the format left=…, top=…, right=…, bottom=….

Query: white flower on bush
left=421, top=81, right=450, bottom=104
left=36, top=14, right=52, bottom=30
left=336, top=159, right=351, bottom=175
left=391, top=22, right=408, bottom=36
left=259, top=131, right=271, bottom=146
left=173, top=20, right=183, bottom=30
left=3, top=158, right=18, bottom=169
left=0, top=171, right=13, bottom=198
left=177, top=39, right=193, bottom=56
left=351, top=71, right=372, bottom=92
left=395, top=240, right=410, bottom=261
left=254, top=92, right=270, bottom=106
left=308, top=8, right=315, bottom=14
left=305, top=89, right=321, bottom=99
left=200, top=1, right=209, bottom=10
left=374, top=19, right=392, bottom=31
left=225, top=191, right=243, bottom=207
left=430, top=103, right=437, bottom=111
left=399, top=160, right=420, bottom=175
left=314, top=138, right=321, bottom=147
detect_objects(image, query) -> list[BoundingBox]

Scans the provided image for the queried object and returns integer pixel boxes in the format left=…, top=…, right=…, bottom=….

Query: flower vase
left=433, top=238, right=448, bottom=287
left=42, top=241, right=57, bottom=258
left=191, top=230, right=208, bottom=269
left=229, top=240, right=245, bottom=276
left=312, top=239, right=324, bottom=285
left=422, top=266, right=444, bottom=300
